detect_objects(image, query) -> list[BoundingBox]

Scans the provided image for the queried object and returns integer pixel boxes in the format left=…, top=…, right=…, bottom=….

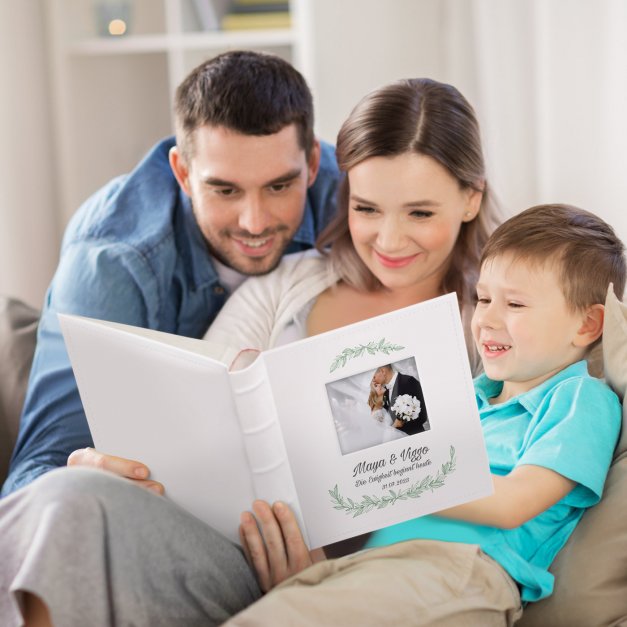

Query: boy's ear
left=573, top=304, right=605, bottom=348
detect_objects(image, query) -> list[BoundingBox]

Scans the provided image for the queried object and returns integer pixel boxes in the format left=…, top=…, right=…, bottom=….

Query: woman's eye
left=477, top=297, right=490, bottom=304
left=508, top=302, right=525, bottom=309
left=410, top=210, right=434, bottom=219
left=353, top=204, right=377, bottom=214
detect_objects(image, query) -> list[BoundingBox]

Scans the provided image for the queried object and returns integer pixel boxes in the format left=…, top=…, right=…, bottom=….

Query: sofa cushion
left=602, top=285, right=627, bottom=456
left=0, top=296, right=39, bottom=483
left=518, top=286, right=627, bottom=627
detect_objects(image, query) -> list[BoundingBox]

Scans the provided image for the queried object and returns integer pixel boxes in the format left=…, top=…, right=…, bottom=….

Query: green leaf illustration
left=329, top=338, right=405, bottom=373
left=329, top=447, right=457, bottom=516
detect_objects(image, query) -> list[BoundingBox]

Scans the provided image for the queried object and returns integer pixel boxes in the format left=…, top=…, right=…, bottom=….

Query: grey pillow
left=518, top=286, right=627, bottom=627
left=0, top=297, right=39, bottom=484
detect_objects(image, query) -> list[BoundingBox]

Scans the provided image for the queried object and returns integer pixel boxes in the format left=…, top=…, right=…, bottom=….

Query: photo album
left=59, top=293, right=492, bottom=548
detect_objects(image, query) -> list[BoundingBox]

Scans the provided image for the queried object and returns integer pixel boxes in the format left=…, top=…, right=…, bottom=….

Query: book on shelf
left=191, top=0, right=232, bottom=31
left=221, top=10, right=290, bottom=30
left=231, top=0, right=289, bottom=5
left=229, top=2, right=289, bottom=12
left=59, top=293, right=492, bottom=549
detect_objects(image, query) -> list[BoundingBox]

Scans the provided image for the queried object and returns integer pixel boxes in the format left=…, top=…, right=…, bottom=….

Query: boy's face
left=471, top=253, right=587, bottom=398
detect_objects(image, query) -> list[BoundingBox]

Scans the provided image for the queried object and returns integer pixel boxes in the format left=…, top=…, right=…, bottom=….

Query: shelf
left=66, top=28, right=297, bottom=55
left=48, top=0, right=304, bottom=221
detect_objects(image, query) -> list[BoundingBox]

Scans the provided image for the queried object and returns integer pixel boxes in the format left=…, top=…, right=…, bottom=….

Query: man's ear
left=573, top=304, right=605, bottom=348
left=169, top=146, right=191, bottom=196
left=306, top=139, right=321, bottom=188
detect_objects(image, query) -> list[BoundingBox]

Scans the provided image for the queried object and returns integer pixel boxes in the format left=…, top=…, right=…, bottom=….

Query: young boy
left=227, top=204, right=624, bottom=626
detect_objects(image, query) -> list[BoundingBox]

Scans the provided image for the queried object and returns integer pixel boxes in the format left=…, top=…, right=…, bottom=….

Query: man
left=2, top=50, right=340, bottom=497
left=373, top=364, right=429, bottom=435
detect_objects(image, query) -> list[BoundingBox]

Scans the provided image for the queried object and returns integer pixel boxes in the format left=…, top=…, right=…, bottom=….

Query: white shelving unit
left=45, top=0, right=304, bottom=223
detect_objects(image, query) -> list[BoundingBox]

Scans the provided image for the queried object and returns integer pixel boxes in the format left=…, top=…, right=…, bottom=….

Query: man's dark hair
left=174, top=50, right=314, bottom=161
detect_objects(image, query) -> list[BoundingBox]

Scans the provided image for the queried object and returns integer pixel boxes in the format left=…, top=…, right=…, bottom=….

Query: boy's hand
left=67, top=447, right=165, bottom=494
left=239, top=500, right=322, bottom=592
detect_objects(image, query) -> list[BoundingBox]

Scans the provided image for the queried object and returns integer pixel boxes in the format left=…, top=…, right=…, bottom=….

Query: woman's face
left=347, top=153, right=481, bottom=296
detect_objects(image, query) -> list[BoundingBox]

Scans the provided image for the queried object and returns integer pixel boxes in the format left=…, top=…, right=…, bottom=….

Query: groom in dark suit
left=373, top=364, right=429, bottom=436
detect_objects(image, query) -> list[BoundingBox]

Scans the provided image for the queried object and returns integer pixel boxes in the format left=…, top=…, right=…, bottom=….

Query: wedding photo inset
left=326, top=357, right=430, bottom=455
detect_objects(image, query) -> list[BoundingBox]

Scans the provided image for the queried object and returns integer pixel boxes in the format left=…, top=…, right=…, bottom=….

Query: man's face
left=171, top=124, right=320, bottom=276
left=373, top=367, right=392, bottom=385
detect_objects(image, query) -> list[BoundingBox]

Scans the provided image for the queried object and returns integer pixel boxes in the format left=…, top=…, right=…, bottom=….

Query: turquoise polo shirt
left=366, top=360, right=621, bottom=602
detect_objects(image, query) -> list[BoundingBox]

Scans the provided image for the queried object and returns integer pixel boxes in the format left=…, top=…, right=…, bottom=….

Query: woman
left=368, top=381, right=387, bottom=423
left=14, top=78, right=501, bottom=627
left=204, top=78, right=498, bottom=377
left=197, top=77, right=505, bottom=618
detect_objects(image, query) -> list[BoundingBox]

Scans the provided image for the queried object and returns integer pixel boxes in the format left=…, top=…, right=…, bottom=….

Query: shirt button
left=213, top=285, right=225, bottom=295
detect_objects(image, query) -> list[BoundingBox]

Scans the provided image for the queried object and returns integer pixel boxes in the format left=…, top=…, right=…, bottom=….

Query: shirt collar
left=474, top=360, right=590, bottom=412
left=386, top=371, right=399, bottom=391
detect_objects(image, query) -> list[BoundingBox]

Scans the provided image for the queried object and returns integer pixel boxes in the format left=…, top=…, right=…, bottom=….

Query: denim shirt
left=2, top=136, right=340, bottom=496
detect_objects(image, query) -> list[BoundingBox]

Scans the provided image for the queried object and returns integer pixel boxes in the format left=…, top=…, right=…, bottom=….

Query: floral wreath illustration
left=329, top=446, right=457, bottom=517
left=329, top=337, right=405, bottom=373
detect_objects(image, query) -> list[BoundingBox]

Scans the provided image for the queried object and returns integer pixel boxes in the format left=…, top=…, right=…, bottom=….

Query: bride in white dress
left=369, top=382, right=393, bottom=426
left=328, top=371, right=407, bottom=455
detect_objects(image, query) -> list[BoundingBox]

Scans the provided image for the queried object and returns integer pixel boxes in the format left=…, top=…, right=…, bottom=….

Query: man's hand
left=239, top=500, right=323, bottom=593
left=67, top=447, right=164, bottom=494
left=393, top=418, right=404, bottom=428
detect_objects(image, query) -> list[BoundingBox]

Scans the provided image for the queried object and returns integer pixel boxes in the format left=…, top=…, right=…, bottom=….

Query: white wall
left=0, top=0, right=59, bottom=307
left=307, top=0, right=627, bottom=248
left=2, top=0, right=626, bottom=308
left=306, top=0, right=446, bottom=145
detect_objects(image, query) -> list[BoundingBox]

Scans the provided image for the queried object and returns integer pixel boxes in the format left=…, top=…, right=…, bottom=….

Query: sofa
left=0, top=296, right=38, bottom=482
left=0, top=292, right=626, bottom=626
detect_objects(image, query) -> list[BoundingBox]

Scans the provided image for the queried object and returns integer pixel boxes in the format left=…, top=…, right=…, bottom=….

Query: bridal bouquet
left=391, top=394, right=421, bottom=422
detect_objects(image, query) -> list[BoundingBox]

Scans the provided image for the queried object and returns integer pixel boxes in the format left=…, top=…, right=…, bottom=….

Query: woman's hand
left=239, top=500, right=324, bottom=592
left=67, top=447, right=165, bottom=494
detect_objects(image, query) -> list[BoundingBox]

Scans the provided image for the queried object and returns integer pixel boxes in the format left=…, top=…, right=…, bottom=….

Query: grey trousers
left=0, top=467, right=261, bottom=627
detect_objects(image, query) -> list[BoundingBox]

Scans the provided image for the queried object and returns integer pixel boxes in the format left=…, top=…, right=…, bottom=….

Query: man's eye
left=215, top=188, right=237, bottom=197
left=269, top=183, right=290, bottom=193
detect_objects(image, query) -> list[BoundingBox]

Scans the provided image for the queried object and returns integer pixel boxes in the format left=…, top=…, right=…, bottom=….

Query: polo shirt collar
left=475, top=360, right=589, bottom=412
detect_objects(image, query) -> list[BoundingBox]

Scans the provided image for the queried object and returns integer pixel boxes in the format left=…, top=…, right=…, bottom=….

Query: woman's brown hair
left=316, top=78, right=500, bottom=309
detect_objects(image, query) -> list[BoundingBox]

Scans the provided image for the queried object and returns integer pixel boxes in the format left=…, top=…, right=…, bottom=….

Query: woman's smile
left=374, top=250, right=421, bottom=268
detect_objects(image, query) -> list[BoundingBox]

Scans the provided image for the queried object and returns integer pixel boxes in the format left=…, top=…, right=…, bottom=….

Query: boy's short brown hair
left=480, top=204, right=626, bottom=311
